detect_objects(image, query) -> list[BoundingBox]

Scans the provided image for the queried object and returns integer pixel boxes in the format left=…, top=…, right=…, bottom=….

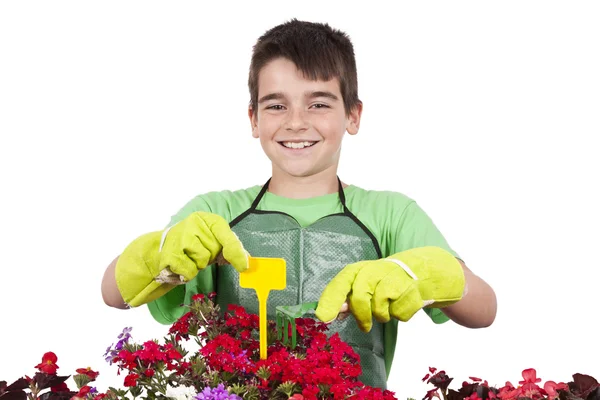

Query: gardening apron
left=216, top=178, right=387, bottom=389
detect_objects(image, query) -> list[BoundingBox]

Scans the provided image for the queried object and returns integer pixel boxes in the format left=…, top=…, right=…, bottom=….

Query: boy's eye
left=266, top=105, right=285, bottom=110
left=311, top=103, right=330, bottom=109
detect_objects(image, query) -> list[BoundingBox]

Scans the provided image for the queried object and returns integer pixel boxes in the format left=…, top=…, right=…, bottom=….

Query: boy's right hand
left=115, top=212, right=248, bottom=308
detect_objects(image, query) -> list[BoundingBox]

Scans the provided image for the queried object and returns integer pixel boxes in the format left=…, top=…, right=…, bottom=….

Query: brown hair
left=248, top=19, right=360, bottom=116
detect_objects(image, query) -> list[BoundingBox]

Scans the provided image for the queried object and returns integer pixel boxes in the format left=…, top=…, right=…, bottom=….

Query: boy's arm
left=101, top=256, right=128, bottom=309
left=393, top=201, right=496, bottom=328
left=441, top=259, right=497, bottom=328
left=316, top=199, right=497, bottom=330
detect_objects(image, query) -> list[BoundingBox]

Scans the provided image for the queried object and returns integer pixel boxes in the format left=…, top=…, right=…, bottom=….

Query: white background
left=1, top=1, right=599, bottom=398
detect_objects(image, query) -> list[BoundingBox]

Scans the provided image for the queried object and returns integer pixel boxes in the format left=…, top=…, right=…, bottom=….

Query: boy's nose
left=283, top=109, right=309, bottom=132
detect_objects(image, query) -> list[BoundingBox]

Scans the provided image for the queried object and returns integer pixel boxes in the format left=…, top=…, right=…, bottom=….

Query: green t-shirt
left=147, top=184, right=459, bottom=377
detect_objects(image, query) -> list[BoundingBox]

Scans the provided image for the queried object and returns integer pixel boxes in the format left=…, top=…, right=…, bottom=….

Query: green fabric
left=151, top=185, right=459, bottom=259
left=217, top=210, right=386, bottom=388
left=147, top=183, right=459, bottom=378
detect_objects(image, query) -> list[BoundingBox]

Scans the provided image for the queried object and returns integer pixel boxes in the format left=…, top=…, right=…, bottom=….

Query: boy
left=101, top=19, right=497, bottom=389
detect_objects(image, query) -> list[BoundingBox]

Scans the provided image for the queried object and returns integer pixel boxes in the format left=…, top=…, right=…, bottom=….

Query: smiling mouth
left=278, top=141, right=318, bottom=149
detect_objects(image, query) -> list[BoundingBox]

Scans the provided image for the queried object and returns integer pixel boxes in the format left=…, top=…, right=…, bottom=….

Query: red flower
left=240, top=330, right=251, bottom=340
left=123, top=373, right=139, bottom=387
left=135, top=341, right=166, bottom=363
left=301, top=384, right=320, bottom=399
left=169, top=311, right=192, bottom=340
left=115, top=349, right=137, bottom=370
left=164, top=343, right=183, bottom=360
left=424, top=388, right=440, bottom=400
left=35, top=352, right=58, bottom=374
left=289, top=395, right=304, bottom=400
left=469, top=393, right=482, bottom=400
left=74, top=385, right=91, bottom=398
left=192, top=293, right=205, bottom=301
left=76, top=367, right=99, bottom=380
left=144, top=369, right=155, bottom=377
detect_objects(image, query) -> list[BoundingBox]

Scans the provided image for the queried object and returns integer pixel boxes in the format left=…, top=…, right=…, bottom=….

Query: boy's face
left=249, top=58, right=361, bottom=180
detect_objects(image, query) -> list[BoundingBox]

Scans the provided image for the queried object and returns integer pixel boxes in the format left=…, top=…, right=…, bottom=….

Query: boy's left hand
left=315, top=246, right=466, bottom=332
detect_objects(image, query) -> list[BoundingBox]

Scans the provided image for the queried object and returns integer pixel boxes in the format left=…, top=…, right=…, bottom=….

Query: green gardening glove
left=115, top=212, right=248, bottom=308
left=315, top=246, right=466, bottom=332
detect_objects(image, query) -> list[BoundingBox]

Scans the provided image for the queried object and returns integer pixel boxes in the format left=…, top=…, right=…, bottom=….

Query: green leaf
left=275, top=381, right=299, bottom=397
left=129, top=385, right=143, bottom=397
left=108, top=386, right=129, bottom=397
left=73, top=374, right=91, bottom=389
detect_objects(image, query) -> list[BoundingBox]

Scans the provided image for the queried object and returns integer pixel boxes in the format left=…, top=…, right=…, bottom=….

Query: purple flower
left=195, top=384, right=241, bottom=400
left=118, top=327, right=132, bottom=339
left=103, top=327, right=133, bottom=365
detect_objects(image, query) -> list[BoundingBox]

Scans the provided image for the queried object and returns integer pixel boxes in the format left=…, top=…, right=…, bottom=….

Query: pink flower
left=544, top=381, right=569, bottom=399
left=519, top=369, right=542, bottom=384
left=496, top=382, right=520, bottom=400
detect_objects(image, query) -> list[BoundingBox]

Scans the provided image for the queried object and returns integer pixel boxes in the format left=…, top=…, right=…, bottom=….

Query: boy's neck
left=268, top=170, right=347, bottom=199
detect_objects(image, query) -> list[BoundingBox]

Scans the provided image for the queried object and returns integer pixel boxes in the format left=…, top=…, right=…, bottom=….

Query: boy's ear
left=248, top=106, right=259, bottom=138
left=346, top=102, right=363, bottom=135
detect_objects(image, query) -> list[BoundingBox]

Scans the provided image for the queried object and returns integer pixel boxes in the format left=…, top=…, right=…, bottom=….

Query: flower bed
left=422, top=367, right=598, bottom=400
left=1, top=294, right=597, bottom=400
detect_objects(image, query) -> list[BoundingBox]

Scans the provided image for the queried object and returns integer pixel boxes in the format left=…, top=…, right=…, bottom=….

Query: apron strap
left=249, top=178, right=271, bottom=211
left=336, top=176, right=350, bottom=212
left=235, top=176, right=383, bottom=258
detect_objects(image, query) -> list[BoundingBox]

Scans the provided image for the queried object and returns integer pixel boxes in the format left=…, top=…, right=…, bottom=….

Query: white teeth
left=281, top=141, right=316, bottom=149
